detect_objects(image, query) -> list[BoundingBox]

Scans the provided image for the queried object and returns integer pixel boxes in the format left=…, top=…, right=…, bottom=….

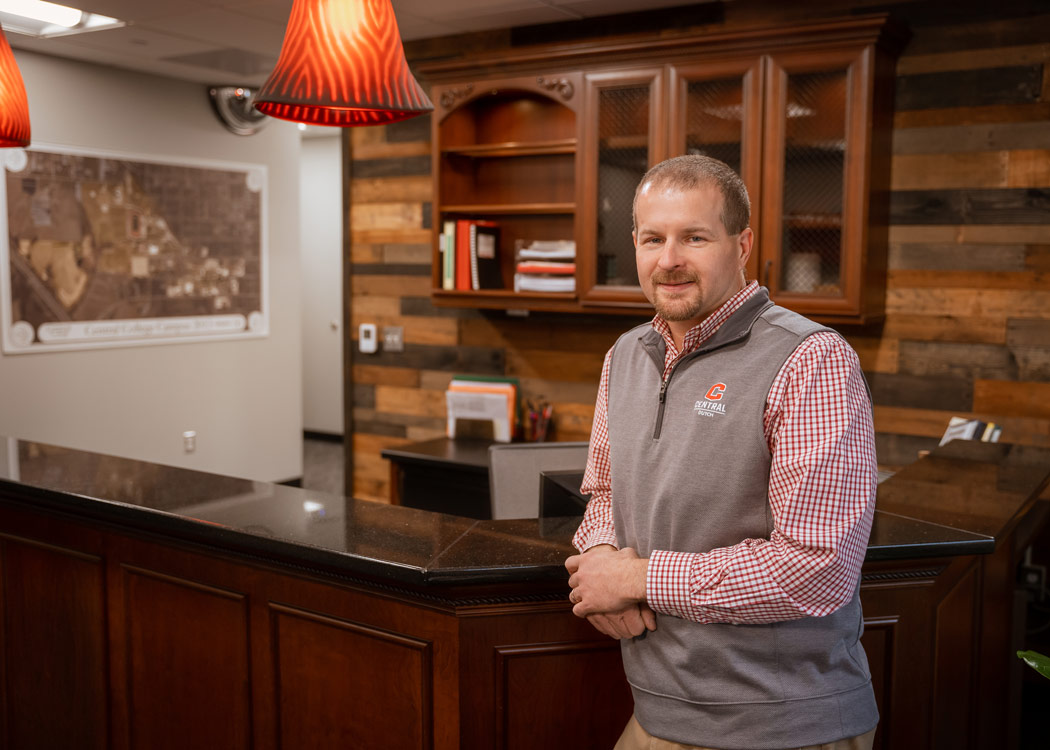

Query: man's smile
left=653, top=275, right=698, bottom=294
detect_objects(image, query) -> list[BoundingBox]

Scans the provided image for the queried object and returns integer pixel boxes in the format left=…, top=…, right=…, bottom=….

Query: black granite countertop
left=1, top=436, right=1047, bottom=587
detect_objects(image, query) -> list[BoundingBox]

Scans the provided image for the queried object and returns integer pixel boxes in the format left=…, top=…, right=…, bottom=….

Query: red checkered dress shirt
left=573, top=282, right=877, bottom=624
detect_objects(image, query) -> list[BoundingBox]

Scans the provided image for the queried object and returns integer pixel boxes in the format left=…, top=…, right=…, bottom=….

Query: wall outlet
left=382, top=326, right=404, bottom=352
left=182, top=430, right=197, bottom=453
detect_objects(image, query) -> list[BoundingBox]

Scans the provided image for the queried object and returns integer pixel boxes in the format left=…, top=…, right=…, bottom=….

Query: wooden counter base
left=0, top=500, right=633, bottom=750
left=1, top=493, right=1042, bottom=750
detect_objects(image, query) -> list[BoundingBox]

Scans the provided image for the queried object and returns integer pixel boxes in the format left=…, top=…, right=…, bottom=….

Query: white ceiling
left=5, top=1, right=696, bottom=87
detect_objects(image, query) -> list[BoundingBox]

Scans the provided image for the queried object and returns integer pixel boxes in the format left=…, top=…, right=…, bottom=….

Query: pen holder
left=524, top=400, right=553, bottom=442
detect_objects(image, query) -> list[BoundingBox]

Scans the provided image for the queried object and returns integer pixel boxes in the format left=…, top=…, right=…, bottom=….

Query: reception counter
left=0, top=436, right=1047, bottom=750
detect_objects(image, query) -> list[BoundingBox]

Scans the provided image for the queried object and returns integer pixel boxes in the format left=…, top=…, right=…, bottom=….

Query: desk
left=381, top=437, right=493, bottom=518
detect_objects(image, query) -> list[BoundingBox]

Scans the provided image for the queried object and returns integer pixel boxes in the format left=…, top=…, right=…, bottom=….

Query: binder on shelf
left=470, top=220, right=502, bottom=290
left=442, top=219, right=455, bottom=290
left=455, top=220, right=472, bottom=291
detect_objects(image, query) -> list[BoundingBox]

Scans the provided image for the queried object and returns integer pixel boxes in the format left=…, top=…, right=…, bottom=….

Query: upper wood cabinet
left=418, top=15, right=906, bottom=323
left=428, top=73, right=584, bottom=313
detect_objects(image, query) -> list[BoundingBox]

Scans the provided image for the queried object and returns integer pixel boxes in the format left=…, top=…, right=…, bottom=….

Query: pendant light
left=254, top=0, right=433, bottom=127
left=0, top=25, right=30, bottom=147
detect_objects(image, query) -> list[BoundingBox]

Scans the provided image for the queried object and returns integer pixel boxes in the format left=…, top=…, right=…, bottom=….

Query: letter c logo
left=705, top=383, right=726, bottom=401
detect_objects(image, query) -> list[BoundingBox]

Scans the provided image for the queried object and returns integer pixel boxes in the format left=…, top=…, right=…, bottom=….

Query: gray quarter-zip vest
left=606, top=289, right=877, bottom=749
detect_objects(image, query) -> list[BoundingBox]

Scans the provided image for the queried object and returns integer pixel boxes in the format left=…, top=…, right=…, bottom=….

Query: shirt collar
left=651, top=281, right=760, bottom=355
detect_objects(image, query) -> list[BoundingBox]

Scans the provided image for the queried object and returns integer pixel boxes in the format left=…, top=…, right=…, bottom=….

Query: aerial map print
left=1, top=146, right=267, bottom=353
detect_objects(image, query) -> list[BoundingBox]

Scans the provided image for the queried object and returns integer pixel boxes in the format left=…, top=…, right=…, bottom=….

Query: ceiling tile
left=70, top=0, right=213, bottom=23
left=220, top=1, right=295, bottom=25
left=133, top=7, right=287, bottom=53
left=20, top=25, right=216, bottom=59
left=394, top=11, right=460, bottom=42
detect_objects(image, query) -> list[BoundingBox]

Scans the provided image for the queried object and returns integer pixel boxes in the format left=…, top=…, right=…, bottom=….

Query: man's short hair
left=632, top=154, right=751, bottom=235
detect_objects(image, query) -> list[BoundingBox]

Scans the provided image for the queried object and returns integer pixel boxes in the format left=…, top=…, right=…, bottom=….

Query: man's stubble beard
left=650, top=272, right=704, bottom=322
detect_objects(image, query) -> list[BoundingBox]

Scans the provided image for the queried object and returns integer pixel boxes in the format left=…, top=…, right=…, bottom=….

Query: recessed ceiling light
left=0, top=1, right=124, bottom=38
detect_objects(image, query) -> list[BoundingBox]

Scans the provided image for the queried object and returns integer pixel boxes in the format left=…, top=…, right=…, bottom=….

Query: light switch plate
left=382, top=326, right=404, bottom=352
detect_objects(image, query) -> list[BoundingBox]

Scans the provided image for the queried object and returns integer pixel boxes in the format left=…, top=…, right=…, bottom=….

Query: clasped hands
left=564, top=544, right=656, bottom=640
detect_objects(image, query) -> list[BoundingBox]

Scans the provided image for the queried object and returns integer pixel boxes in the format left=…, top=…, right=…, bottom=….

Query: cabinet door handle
left=763, top=260, right=773, bottom=288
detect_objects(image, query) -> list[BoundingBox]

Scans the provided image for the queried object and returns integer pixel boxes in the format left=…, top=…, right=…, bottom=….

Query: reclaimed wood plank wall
left=346, top=0, right=1050, bottom=502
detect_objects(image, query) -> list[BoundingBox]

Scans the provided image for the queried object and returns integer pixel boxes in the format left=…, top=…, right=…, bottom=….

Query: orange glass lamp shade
left=254, top=0, right=433, bottom=127
left=0, top=26, right=30, bottom=147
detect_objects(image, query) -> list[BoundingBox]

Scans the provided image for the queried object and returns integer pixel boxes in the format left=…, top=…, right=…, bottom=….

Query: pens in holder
left=525, top=399, right=553, bottom=442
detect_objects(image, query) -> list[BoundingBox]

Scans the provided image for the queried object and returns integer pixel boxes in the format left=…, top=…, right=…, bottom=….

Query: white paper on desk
left=446, top=391, right=512, bottom=442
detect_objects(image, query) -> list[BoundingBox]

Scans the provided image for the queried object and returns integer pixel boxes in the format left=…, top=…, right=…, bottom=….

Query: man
left=565, top=155, right=878, bottom=750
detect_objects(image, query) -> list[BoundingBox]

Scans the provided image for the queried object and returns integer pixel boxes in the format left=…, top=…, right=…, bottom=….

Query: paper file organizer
left=446, top=390, right=513, bottom=442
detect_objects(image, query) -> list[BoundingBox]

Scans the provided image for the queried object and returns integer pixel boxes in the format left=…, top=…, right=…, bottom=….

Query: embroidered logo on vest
left=694, top=382, right=727, bottom=417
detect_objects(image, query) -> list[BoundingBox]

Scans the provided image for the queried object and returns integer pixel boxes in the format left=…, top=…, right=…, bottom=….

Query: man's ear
left=737, top=227, right=754, bottom=269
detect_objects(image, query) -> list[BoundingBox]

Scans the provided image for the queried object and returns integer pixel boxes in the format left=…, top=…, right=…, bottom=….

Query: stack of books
left=513, top=240, right=576, bottom=293
left=440, top=219, right=502, bottom=291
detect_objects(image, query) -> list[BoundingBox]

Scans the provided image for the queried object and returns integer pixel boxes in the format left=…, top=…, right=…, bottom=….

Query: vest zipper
left=654, top=375, right=670, bottom=439
left=652, top=348, right=704, bottom=439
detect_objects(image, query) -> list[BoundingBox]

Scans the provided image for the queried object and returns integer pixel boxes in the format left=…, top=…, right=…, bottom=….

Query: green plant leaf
left=1017, top=650, right=1050, bottom=680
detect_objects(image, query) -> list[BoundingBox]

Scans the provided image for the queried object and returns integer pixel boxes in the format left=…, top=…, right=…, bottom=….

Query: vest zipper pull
left=654, top=377, right=669, bottom=439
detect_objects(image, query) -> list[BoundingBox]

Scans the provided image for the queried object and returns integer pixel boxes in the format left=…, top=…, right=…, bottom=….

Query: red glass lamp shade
left=0, top=26, right=30, bottom=148
left=254, top=0, right=433, bottom=127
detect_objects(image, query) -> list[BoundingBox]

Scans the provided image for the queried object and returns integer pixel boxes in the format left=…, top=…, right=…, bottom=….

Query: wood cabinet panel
left=454, top=605, right=633, bottom=749
left=121, top=566, right=251, bottom=750
left=860, top=567, right=941, bottom=750
left=859, top=616, right=898, bottom=750
left=932, top=564, right=980, bottom=748
left=495, top=640, right=631, bottom=750
left=669, top=58, right=765, bottom=285
left=578, top=68, right=664, bottom=305
left=0, top=535, right=108, bottom=750
left=760, top=46, right=873, bottom=319
left=859, top=557, right=983, bottom=750
left=270, top=603, right=433, bottom=750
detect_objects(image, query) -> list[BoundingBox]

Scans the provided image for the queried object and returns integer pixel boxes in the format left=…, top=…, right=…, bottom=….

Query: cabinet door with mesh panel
left=668, top=59, right=765, bottom=283
left=761, top=47, right=877, bottom=322
left=578, top=69, right=664, bottom=308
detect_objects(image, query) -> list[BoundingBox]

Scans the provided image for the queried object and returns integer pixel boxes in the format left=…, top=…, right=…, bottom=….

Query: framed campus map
left=1, top=144, right=268, bottom=353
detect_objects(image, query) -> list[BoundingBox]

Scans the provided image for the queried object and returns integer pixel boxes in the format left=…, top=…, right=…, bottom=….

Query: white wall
left=299, top=135, right=343, bottom=435
left=0, top=50, right=303, bottom=482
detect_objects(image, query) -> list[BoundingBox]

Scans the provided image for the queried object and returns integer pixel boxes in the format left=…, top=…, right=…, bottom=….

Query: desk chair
left=488, top=442, right=589, bottom=520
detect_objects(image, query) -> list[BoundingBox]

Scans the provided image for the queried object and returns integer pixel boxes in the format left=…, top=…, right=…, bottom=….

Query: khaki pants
left=614, top=714, right=877, bottom=750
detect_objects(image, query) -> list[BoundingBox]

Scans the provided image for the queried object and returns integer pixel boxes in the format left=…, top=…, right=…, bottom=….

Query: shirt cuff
left=646, top=549, right=695, bottom=617
left=575, top=529, right=618, bottom=553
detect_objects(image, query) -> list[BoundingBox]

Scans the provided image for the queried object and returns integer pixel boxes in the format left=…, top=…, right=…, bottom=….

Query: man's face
left=633, top=181, right=752, bottom=329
